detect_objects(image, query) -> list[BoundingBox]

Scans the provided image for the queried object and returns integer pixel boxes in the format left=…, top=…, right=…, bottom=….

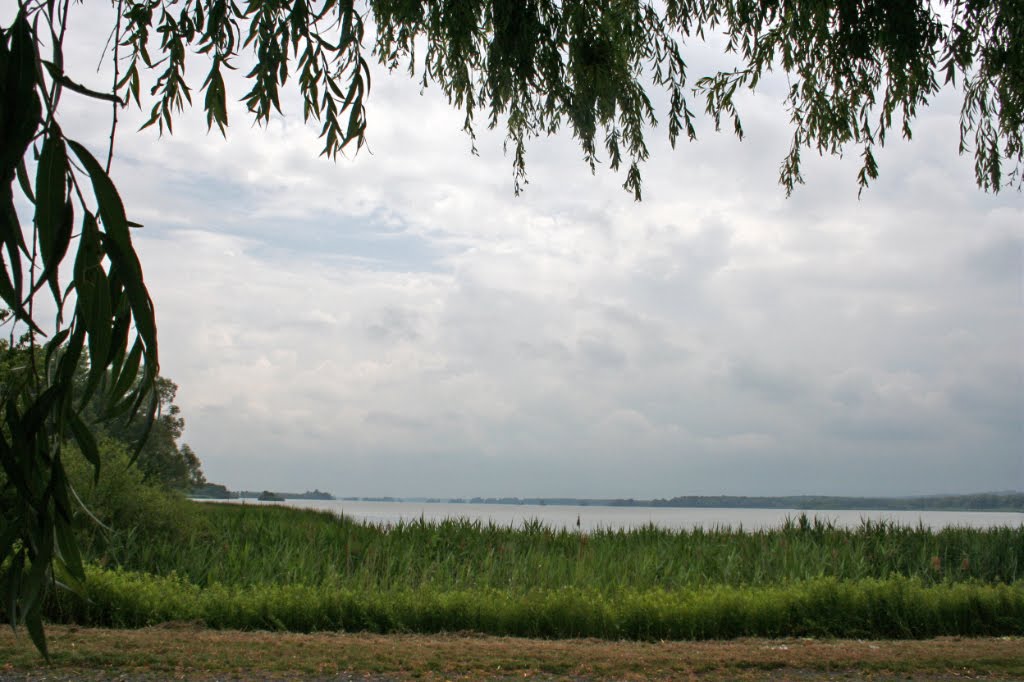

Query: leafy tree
left=103, top=378, right=206, bottom=491
left=2, top=0, right=1021, bottom=655
left=80, top=374, right=205, bottom=491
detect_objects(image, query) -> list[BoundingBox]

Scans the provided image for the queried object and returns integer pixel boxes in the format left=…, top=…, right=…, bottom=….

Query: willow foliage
left=2, top=0, right=1022, bottom=656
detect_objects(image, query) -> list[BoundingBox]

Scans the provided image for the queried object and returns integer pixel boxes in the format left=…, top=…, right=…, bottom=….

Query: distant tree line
left=190, top=482, right=235, bottom=499
left=453, top=493, right=1023, bottom=512
left=190, top=487, right=335, bottom=501
left=237, top=489, right=335, bottom=501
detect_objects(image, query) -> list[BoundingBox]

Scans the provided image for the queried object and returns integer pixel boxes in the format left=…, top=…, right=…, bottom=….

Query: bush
left=61, top=438, right=208, bottom=568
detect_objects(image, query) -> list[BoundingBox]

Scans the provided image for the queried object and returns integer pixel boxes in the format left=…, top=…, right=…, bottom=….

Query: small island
left=257, top=490, right=285, bottom=502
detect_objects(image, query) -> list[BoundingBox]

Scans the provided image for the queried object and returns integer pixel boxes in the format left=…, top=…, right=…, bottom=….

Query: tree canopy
left=1, top=0, right=1022, bottom=655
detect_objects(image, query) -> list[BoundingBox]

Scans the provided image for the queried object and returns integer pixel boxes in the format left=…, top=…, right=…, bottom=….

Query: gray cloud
left=964, top=234, right=1023, bottom=284
left=728, top=360, right=808, bottom=404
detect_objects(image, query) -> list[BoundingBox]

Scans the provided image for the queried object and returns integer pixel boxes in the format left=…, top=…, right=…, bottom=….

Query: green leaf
left=22, top=511, right=53, bottom=614
left=67, top=140, right=159, bottom=372
left=52, top=493, right=85, bottom=583
left=48, top=199, right=74, bottom=302
left=24, top=608, right=48, bottom=661
left=6, top=552, right=25, bottom=629
left=0, top=521, right=20, bottom=568
left=54, top=326, right=86, bottom=397
left=0, top=426, right=34, bottom=504
left=71, top=214, right=107, bottom=391
left=34, top=134, right=70, bottom=304
left=66, top=140, right=132, bottom=268
left=69, top=212, right=112, bottom=407
left=21, top=385, right=61, bottom=434
left=0, top=251, right=22, bottom=316
left=0, top=196, right=37, bottom=332
left=108, top=337, right=143, bottom=415
left=83, top=263, right=113, bottom=404
left=0, top=12, right=42, bottom=174
left=43, top=328, right=71, bottom=376
left=15, top=158, right=34, bottom=202
left=105, top=310, right=131, bottom=369
left=68, top=411, right=101, bottom=484
left=3, top=402, right=30, bottom=471
left=127, top=387, right=159, bottom=467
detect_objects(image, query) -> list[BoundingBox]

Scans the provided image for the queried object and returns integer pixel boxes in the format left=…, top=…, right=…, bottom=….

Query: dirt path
left=2, top=626, right=1022, bottom=680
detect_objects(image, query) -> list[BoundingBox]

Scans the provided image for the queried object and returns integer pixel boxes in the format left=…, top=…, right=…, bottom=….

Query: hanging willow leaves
left=1, top=7, right=159, bottom=660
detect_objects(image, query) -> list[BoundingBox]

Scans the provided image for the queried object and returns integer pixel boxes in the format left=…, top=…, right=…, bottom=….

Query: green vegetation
left=6, top=395, right=1023, bottom=642
left=104, top=377, right=205, bottom=492
left=5, top=0, right=1023, bottom=651
left=35, top=500, right=1024, bottom=640
left=190, top=482, right=235, bottom=499
left=59, top=439, right=209, bottom=565
left=77, top=504, right=1024, bottom=592
left=0, top=334, right=204, bottom=495
left=47, top=569, right=1024, bottom=639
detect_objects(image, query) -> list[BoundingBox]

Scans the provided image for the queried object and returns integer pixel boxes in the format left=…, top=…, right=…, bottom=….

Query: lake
left=217, top=499, right=1024, bottom=532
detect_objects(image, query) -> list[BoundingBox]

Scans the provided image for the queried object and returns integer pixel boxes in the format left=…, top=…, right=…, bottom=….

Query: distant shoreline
left=343, top=494, right=1024, bottom=513
left=194, top=491, right=1024, bottom=513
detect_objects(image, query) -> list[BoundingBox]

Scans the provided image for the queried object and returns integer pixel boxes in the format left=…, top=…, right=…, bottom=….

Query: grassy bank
left=37, top=502, right=1023, bottom=639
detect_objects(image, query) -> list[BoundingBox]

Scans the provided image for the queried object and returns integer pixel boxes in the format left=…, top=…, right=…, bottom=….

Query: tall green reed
left=84, top=503, right=1023, bottom=593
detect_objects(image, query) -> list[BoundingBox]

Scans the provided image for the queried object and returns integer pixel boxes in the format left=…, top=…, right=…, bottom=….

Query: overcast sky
left=21, top=4, right=1024, bottom=498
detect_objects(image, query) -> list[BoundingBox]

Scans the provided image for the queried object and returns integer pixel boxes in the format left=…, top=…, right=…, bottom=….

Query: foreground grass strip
left=47, top=568, right=1024, bottom=640
left=2, top=627, right=1023, bottom=680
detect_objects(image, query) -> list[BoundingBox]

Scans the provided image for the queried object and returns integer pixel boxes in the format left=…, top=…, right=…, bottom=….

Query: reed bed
left=87, top=502, right=1023, bottom=593
left=52, top=502, right=1022, bottom=639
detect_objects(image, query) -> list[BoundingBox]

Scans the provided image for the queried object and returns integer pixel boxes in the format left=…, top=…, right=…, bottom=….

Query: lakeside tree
left=2, top=0, right=1022, bottom=654
left=94, top=377, right=206, bottom=491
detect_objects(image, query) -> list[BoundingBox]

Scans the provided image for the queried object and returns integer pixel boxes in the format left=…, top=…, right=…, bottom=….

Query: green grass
left=85, top=502, right=1024, bottom=593
left=45, top=501, right=1024, bottom=639
left=48, top=569, right=1024, bottom=639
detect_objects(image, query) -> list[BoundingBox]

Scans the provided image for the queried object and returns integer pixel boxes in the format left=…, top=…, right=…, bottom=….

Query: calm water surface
left=221, top=499, right=1024, bottom=532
